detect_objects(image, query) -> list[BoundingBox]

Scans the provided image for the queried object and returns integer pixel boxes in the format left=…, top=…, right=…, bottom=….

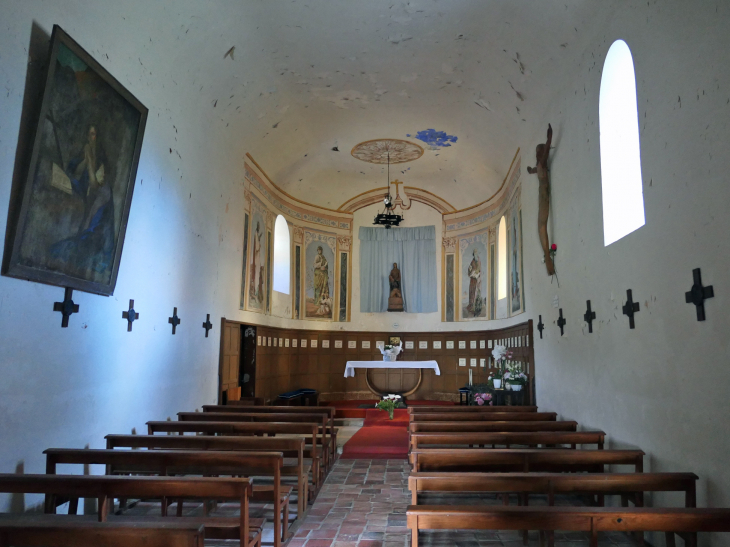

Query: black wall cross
left=53, top=288, right=79, bottom=328
left=583, top=300, right=596, bottom=333
left=122, top=299, right=139, bottom=332
left=168, top=307, right=181, bottom=335
left=622, top=289, right=640, bottom=329
left=685, top=268, right=714, bottom=321
left=202, top=314, right=213, bottom=337
left=557, top=308, right=566, bottom=336
left=537, top=315, right=544, bottom=339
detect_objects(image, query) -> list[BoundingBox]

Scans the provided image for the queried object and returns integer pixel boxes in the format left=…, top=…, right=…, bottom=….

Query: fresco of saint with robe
left=305, top=241, right=334, bottom=319
left=461, top=240, right=487, bottom=319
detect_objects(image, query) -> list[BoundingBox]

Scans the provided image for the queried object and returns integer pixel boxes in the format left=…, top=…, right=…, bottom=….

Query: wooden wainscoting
left=218, top=320, right=535, bottom=405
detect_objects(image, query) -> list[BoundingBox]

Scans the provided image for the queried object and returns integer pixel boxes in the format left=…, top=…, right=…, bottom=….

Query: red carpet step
left=340, top=408, right=409, bottom=459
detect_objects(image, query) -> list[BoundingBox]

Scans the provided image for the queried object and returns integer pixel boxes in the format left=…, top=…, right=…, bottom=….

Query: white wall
left=521, top=2, right=730, bottom=544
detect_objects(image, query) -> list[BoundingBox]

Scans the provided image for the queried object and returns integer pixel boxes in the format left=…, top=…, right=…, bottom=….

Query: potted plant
left=490, top=344, right=513, bottom=389
left=473, top=392, right=492, bottom=406
left=375, top=394, right=405, bottom=420
left=503, top=362, right=528, bottom=391
left=488, top=369, right=504, bottom=389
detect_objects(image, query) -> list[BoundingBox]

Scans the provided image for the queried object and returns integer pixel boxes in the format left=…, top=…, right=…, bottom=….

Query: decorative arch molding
left=338, top=186, right=456, bottom=214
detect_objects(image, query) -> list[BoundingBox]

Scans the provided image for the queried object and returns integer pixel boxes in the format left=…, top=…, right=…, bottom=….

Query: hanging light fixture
left=373, top=152, right=403, bottom=229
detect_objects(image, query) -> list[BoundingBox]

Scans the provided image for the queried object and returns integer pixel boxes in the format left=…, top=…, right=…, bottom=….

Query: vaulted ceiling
left=145, top=1, right=612, bottom=210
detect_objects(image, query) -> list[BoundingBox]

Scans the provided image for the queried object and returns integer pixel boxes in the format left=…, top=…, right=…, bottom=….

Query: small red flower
left=550, top=243, right=557, bottom=251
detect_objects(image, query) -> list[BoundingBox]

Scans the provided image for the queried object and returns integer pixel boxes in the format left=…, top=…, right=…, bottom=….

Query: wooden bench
left=202, top=405, right=337, bottom=463
left=406, top=506, right=730, bottom=547
left=410, top=448, right=644, bottom=473
left=409, top=406, right=539, bottom=413
left=410, top=412, right=557, bottom=422
left=409, top=421, right=578, bottom=434
left=410, top=431, right=606, bottom=451
left=0, top=517, right=207, bottom=547
left=228, top=398, right=265, bottom=406
left=105, top=434, right=311, bottom=515
left=0, top=475, right=258, bottom=547
left=408, top=471, right=697, bottom=505
left=179, top=411, right=334, bottom=472
left=43, top=449, right=286, bottom=547
left=146, top=420, right=324, bottom=496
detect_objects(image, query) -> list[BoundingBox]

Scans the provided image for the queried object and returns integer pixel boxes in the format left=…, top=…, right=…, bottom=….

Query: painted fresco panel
left=304, top=230, right=336, bottom=320
left=246, top=198, right=267, bottom=312
left=445, top=254, right=455, bottom=322
left=294, top=245, right=301, bottom=319
left=459, top=232, right=488, bottom=320
left=239, top=212, right=249, bottom=309
left=339, top=252, right=348, bottom=322
left=266, top=230, right=272, bottom=313
left=510, top=202, right=524, bottom=315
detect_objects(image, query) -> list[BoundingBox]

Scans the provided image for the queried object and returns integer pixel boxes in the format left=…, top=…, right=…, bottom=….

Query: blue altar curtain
left=359, top=226, right=438, bottom=313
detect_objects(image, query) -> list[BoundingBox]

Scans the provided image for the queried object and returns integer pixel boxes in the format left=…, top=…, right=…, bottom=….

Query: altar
left=344, top=360, right=440, bottom=397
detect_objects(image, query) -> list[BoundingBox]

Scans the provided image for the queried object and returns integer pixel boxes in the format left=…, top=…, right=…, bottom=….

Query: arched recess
left=600, top=39, right=645, bottom=246
left=498, top=216, right=507, bottom=300
left=273, top=215, right=290, bottom=294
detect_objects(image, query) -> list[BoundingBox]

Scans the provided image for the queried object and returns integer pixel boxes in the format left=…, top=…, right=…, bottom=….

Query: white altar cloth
left=344, top=360, right=441, bottom=378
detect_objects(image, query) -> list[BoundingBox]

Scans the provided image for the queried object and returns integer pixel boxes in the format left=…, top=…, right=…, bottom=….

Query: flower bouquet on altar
left=503, top=362, right=528, bottom=391
left=379, top=344, right=402, bottom=362
left=375, top=394, right=405, bottom=420
left=490, top=344, right=513, bottom=389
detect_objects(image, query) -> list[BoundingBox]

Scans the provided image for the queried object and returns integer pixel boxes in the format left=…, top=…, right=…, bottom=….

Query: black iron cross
left=537, top=315, right=544, bottom=339
left=557, top=308, right=566, bottom=336
left=685, top=268, right=714, bottom=321
left=53, top=288, right=79, bottom=328
left=583, top=300, right=596, bottom=333
left=122, top=299, right=139, bottom=332
left=202, top=314, right=213, bottom=337
left=622, top=289, right=640, bottom=329
left=168, top=307, right=181, bottom=335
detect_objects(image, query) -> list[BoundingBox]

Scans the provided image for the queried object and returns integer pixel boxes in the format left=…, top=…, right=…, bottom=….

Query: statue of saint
left=387, top=262, right=404, bottom=312
left=527, top=124, right=556, bottom=276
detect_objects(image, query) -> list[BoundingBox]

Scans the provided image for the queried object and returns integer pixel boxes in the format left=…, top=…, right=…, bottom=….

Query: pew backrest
left=410, top=412, right=557, bottom=422
left=408, top=406, right=538, bottom=413
left=409, top=421, right=578, bottom=433
left=410, top=431, right=606, bottom=450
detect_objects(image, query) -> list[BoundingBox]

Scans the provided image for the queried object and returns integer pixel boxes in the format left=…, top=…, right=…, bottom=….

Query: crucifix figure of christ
left=527, top=124, right=555, bottom=276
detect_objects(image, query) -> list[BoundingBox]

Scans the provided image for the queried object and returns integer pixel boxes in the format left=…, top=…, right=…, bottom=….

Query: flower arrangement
left=490, top=344, right=513, bottom=389
left=503, top=362, right=528, bottom=390
left=375, top=394, right=405, bottom=419
left=473, top=392, right=492, bottom=406
left=379, top=344, right=402, bottom=362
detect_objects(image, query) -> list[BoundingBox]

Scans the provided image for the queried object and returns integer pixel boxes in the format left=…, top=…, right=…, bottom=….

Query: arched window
left=600, top=39, right=645, bottom=246
left=272, top=215, right=290, bottom=294
left=498, top=216, right=507, bottom=300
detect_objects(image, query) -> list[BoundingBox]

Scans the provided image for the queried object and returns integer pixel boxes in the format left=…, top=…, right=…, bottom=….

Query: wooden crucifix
left=53, top=288, right=79, bottom=328
left=168, top=307, right=181, bottom=335
left=537, top=315, right=544, bottom=339
left=557, top=308, right=566, bottom=336
left=202, top=314, right=213, bottom=337
left=122, top=299, right=139, bottom=332
left=622, top=290, right=640, bottom=329
left=685, top=268, right=714, bottom=321
left=583, top=300, right=596, bottom=333
left=527, top=124, right=556, bottom=276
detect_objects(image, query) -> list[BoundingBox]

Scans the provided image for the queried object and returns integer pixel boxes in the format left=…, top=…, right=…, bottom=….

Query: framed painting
left=3, top=25, right=147, bottom=296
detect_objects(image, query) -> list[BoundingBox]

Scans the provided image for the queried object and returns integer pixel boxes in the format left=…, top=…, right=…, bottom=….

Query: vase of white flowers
left=375, top=394, right=405, bottom=419
left=504, top=362, right=528, bottom=391
left=491, top=344, right=513, bottom=389
left=379, top=344, right=402, bottom=362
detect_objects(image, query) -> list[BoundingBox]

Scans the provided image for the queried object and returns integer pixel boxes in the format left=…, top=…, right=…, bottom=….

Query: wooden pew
left=408, top=472, right=697, bottom=505
left=0, top=517, right=207, bottom=547
left=227, top=398, right=265, bottom=406
left=105, top=435, right=310, bottom=515
left=410, top=431, right=606, bottom=451
left=406, top=506, right=730, bottom=547
left=0, top=475, right=256, bottom=546
left=410, top=412, right=557, bottom=422
left=202, top=405, right=337, bottom=463
left=408, top=406, right=538, bottom=413
left=410, top=421, right=578, bottom=434
left=43, top=449, right=285, bottom=547
left=146, top=421, right=323, bottom=496
left=178, top=412, right=334, bottom=472
left=410, top=448, right=644, bottom=473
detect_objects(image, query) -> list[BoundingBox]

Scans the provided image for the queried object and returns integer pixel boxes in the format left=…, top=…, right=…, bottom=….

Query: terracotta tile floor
left=290, top=459, right=641, bottom=547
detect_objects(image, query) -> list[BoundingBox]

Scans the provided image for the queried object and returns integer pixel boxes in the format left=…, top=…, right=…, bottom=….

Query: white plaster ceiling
left=155, top=1, right=609, bottom=210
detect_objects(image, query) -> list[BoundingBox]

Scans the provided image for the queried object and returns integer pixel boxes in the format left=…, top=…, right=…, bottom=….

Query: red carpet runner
left=340, top=409, right=409, bottom=459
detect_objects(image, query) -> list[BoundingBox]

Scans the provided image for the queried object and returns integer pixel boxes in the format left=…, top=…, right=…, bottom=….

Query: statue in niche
left=387, top=262, right=404, bottom=312
left=527, top=124, right=555, bottom=276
